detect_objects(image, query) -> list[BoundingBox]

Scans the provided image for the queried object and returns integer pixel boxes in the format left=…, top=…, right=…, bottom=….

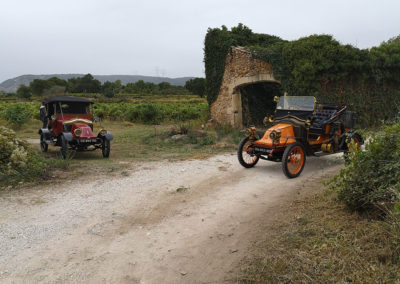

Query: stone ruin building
left=210, top=46, right=282, bottom=128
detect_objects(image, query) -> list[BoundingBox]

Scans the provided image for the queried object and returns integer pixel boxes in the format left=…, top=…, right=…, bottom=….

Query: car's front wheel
left=282, top=142, right=306, bottom=178
left=102, top=139, right=110, bottom=158
left=40, top=134, right=48, bottom=152
left=60, top=135, right=69, bottom=159
left=237, top=137, right=259, bottom=168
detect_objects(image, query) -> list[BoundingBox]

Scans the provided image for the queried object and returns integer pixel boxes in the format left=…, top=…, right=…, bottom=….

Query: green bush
left=332, top=122, right=400, bottom=214
left=95, top=102, right=209, bottom=124
left=0, top=126, right=48, bottom=185
left=126, top=103, right=162, bottom=124
left=4, top=103, right=33, bottom=125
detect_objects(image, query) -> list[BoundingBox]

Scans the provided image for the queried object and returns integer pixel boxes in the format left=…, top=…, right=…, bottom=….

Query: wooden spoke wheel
left=237, top=137, right=259, bottom=168
left=60, top=135, right=68, bottom=159
left=282, top=142, right=306, bottom=178
left=60, top=135, right=75, bottom=159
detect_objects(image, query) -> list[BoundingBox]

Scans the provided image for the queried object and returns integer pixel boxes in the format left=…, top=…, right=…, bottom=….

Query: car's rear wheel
left=237, top=137, right=259, bottom=168
left=40, top=134, right=48, bottom=152
left=282, top=142, right=306, bottom=178
left=102, top=139, right=110, bottom=158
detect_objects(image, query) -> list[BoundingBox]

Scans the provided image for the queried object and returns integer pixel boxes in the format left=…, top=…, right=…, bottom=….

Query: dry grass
left=238, top=188, right=400, bottom=283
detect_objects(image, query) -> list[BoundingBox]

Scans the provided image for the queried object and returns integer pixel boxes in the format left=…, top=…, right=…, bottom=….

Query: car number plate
left=80, top=139, right=97, bottom=143
left=254, top=147, right=271, bottom=154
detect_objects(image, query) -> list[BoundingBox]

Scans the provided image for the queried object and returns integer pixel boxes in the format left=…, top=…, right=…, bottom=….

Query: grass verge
left=238, top=186, right=400, bottom=283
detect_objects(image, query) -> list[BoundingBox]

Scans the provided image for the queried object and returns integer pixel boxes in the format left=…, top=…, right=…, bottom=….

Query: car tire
left=40, top=134, right=48, bottom=152
left=237, top=137, right=259, bottom=168
left=102, top=139, right=110, bottom=158
left=60, top=135, right=69, bottom=159
left=282, top=142, right=306, bottom=178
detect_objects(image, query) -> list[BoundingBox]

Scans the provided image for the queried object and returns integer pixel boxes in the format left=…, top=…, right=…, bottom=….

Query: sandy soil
left=0, top=153, right=342, bottom=283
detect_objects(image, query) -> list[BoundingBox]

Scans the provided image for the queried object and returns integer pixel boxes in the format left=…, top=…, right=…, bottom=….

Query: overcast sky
left=1, top=0, right=399, bottom=82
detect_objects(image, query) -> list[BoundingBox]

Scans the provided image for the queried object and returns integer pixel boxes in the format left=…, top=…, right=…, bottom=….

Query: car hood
left=73, top=123, right=96, bottom=139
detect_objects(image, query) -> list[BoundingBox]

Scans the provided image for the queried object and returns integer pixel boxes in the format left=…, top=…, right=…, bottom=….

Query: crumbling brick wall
left=210, top=46, right=278, bottom=127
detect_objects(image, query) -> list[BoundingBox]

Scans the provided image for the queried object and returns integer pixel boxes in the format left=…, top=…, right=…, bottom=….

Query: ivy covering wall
left=204, top=24, right=400, bottom=126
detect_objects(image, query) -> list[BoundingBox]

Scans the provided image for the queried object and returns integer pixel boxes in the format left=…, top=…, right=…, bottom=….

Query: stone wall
left=210, top=46, right=279, bottom=128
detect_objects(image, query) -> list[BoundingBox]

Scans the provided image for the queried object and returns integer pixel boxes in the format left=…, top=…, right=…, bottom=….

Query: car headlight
left=100, top=129, right=107, bottom=136
left=74, top=128, right=82, bottom=137
left=269, top=130, right=281, bottom=141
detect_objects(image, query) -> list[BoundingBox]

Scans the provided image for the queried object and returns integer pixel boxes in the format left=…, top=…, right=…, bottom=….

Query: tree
left=66, top=74, right=101, bottom=93
left=47, top=77, right=67, bottom=87
left=16, top=85, right=32, bottom=99
left=184, top=78, right=206, bottom=97
left=29, top=79, right=52, bottom=96
left=102, top=80, right=122, bottom=98
left=158, top=82, right=171, bottom=90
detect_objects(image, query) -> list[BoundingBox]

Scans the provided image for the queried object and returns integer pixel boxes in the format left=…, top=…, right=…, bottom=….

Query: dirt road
left=0, top=153, right=342, bottom=283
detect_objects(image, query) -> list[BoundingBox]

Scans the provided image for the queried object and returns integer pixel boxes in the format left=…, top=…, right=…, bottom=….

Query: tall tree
left=184, top=78, right=206, bottom=97
left=16, top=85, right=32, bottom=99
left=29, top=79, right=52, bottom=96
left=66, top=74, right=101, bottom=93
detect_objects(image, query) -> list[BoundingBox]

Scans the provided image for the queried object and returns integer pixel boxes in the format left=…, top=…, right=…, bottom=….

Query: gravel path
left=0, top=153, right=342, bottom=283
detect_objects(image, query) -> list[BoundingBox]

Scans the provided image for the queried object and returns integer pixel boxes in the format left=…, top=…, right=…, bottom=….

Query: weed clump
left=0, top=126, right=47, bottom=185
left=332, top=122, right=400, bottom=215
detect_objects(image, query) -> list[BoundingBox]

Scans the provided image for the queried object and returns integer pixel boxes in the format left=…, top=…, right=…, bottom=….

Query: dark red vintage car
left=38, top=96, right=113, bottom=159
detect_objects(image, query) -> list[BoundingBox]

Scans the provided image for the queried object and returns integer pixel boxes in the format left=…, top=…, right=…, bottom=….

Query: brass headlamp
left=245, top=126, right=257, bottom=140
left=269, top=129, right=281, bottom=142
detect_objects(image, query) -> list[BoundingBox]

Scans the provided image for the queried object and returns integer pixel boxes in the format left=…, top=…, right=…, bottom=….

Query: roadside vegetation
left=0, top=126, right=67, bottom=186
left=238, top=121, right=400, bottom=283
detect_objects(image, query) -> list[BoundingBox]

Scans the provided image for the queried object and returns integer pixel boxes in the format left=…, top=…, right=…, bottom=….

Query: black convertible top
left=42, top=96, right=93, bottom=104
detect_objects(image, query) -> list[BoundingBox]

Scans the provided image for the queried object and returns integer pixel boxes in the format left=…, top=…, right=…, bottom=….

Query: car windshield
left=276, top=96, right=315, bottom=111
left=56, top=102, right=90, bottom=114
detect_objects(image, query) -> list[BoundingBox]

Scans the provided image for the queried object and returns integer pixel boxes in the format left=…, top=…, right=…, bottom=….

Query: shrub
left=198, top=136, right=215, bottom=146
left=126, top=103, right=162, bottom=124
left=4, top=103, right=33, bottom=125
left=0, top=126, right=47, bottom=185
left=332, top=122, right=400, bottom=214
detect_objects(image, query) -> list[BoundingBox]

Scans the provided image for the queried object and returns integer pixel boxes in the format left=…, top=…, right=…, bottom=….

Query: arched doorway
left=239, top=82, right=283, bottom=127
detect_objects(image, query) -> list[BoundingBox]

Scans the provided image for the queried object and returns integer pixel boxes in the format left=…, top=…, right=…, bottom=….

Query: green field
left=0, top=97, right=209, bottom=125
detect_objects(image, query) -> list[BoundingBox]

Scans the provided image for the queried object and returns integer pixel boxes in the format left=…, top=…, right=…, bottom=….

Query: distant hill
left=0, top=74, right=195, bottom=93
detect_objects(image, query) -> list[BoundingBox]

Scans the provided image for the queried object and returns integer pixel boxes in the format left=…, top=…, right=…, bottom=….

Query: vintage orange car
left=237, top=96, right=363, bottom=178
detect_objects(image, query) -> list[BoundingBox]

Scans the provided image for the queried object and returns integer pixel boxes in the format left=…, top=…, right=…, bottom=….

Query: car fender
left=39, top=128, right=51, bottom=140
left=62, top=132, right=74, bottom=142
left=105, top=131, right=113, bottom=141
